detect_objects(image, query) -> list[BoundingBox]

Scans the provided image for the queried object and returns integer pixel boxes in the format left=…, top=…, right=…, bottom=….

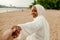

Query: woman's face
left=31, top=6, right=38, bottom=18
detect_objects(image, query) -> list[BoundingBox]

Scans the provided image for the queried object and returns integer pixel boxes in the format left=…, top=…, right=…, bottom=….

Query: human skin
left=1, top=26, right=21, bottom=40
left=31, top=6, right=38, bottom=18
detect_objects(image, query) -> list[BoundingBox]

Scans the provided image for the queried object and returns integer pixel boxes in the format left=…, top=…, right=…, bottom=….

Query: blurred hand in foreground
left=1, top=26, right=22, bottom=40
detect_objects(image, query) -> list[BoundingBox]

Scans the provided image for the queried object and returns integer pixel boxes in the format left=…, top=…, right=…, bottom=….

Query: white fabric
left=34, top=4, right=45, bottom=16
left=17, top=4, right=50, bottom=40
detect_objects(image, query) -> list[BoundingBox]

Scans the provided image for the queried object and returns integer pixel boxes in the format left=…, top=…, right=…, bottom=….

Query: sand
left=0, top=9, right=60, bottom=40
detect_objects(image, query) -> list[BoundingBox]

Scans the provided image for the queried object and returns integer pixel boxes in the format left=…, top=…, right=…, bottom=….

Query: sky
left=0, top=0, right=34, bottom=7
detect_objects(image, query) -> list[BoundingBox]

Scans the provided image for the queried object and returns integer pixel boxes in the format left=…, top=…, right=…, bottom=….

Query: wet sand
left=0, top=9, right=60, bottom=40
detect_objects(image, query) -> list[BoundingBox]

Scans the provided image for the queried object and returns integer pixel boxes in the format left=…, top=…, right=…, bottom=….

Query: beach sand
left=0, top=9, right=60, bottom=40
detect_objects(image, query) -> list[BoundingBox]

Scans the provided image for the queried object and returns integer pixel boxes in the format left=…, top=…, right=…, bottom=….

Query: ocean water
left=0, top=8, right=20, bottom=13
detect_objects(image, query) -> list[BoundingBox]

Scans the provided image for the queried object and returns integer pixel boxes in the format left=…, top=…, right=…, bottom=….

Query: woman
left=16, top=4, right=50, bottom=40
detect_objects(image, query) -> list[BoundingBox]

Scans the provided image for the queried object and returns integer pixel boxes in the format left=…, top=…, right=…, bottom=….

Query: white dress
left=17, top=15, right=50, bottom=40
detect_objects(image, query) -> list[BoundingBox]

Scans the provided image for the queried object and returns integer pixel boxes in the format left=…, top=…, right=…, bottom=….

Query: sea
left=0, top=7, right=28, bottom=13
left=0, top=8, right=21, bottom=13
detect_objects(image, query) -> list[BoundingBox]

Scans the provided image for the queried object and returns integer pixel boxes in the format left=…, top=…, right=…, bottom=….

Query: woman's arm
left=1, top=29, right=13, bottom=40
left=1, top=26, right=21, bottom=40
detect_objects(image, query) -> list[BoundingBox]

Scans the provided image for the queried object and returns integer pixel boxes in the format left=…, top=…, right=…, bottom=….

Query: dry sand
left=0, top=9, right=60, bottom=40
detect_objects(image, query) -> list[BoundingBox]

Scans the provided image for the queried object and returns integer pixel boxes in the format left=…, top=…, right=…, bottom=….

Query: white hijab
left=33, top=4, right=46, bottom=21
left=34, top=4, right=45, bottom=16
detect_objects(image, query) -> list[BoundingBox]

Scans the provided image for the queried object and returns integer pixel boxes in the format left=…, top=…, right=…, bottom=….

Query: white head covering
left=34, top=4, right=45, bottom=16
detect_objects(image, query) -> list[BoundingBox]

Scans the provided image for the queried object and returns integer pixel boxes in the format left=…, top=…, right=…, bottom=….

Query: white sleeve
left=17, top=19, right=43, bottom=34
left=16, top=29, right=29, bottom=40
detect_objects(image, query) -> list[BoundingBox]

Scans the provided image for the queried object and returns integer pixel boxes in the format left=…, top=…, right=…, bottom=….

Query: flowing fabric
left=16, top=4, right=50, bottom=40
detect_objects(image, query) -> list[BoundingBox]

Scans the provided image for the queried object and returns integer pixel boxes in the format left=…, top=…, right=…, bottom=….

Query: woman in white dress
left=17, top=4, right=50, bottom=40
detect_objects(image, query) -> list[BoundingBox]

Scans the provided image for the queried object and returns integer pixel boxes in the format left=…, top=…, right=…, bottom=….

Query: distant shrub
left=29, top=0, right=36, bottom=8
left=29, top=0, right=60, bottom=10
